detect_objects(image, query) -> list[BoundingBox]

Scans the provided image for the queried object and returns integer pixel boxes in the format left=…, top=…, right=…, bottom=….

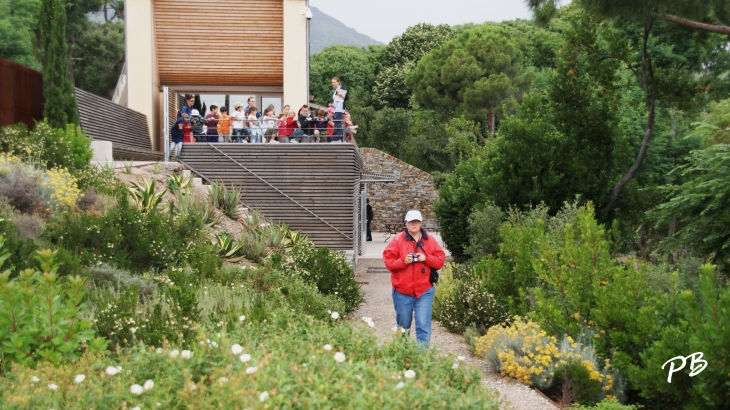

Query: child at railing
left=190, top=109, right=205, bottom=142
left=170, top=112, right=188, bottom=161
left=247, top=106, right=262, bottom=143
left=344, top=111, right=358, bottom=142
left=204, top=105, right=220, bottom=143
left=298, top=105, right=314, bottom=143
left=218, top=106, right=231, bottom=142
left=262, top=107, right=278, bottom=143
left=313, top=109, right=329, bottom=143
left=277, top=111, right=289, bottom=143
left=326, top=106, right=335, bottom=142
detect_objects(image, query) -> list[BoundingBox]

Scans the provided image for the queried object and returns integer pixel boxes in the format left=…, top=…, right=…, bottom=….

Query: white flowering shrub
left=433, top=263, right=508, bottom=334
left=1, top=307, right=499, bottom=408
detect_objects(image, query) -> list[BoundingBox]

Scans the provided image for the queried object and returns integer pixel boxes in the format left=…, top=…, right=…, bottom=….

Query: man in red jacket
left=382, top=210, right=446, bottom=347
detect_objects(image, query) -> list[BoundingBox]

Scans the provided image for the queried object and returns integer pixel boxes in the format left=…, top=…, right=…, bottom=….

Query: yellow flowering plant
left=475, top=317, right=623, bottom=405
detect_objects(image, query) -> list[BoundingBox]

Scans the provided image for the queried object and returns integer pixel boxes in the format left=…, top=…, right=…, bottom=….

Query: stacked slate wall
left=359, top=148, right=438, bottom=232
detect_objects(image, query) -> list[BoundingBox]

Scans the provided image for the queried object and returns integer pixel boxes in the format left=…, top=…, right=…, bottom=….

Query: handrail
left=204, top=143, right=353, bottom=241
left=112, top=63, right=127, bottom=104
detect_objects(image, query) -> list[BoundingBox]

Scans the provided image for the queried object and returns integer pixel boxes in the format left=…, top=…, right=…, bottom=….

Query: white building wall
left=125, top=0, right=159, bottom=149
left=283, top=0, right=309, bottom=108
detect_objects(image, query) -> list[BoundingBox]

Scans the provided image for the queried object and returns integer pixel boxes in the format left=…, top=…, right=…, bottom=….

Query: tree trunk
left=601, top=23, right=656, bottom=215
left=66, top=38, right=75, bottom=86
left=488, top=107, right=496, bottom=136
left=651, top=13, right=730, bottom=35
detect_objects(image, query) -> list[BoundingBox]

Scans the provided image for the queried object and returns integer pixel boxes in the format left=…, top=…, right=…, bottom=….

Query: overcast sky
left=308, top=0, right=535, bottom=44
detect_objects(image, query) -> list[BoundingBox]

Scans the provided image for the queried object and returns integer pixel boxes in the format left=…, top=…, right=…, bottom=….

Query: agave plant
left=166, top=173, right=192, bottom=193
left=241, top=209, right=267, bottom=235
left=213, top=231, right=244, bottom=261
left=210, top=181, right=245, bottom=219
left=264, top=223, right=287, bottom=249
left=173, top=192, right=220, bottom=232
left=128, top=178, right=166, bottom=213
left=239, top=231, right=268, bottom=263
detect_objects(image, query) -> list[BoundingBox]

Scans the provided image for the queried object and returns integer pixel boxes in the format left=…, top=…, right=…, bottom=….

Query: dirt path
left=351, top=258, right=558, bottom=410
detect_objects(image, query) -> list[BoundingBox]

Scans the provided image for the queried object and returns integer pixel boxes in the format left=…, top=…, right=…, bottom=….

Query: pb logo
left=662, top=352, right=707, bottom=383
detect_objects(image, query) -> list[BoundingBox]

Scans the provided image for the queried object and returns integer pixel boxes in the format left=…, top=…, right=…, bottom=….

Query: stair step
left=192, top=177, right=202, bottom=187
left=182, top=170, right=191, bottom=178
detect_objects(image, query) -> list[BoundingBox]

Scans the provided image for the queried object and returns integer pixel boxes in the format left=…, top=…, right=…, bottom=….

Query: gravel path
left=351, top=258, right=559, bottom=410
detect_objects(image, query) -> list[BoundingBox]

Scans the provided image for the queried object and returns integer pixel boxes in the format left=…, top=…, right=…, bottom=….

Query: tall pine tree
left=40, top=0, right=79, bottom=128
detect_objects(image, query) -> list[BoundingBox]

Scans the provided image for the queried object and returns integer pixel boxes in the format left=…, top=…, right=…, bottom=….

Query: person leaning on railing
left=262, top=107, right=278, bottom=143
left=313, top=109, right=330, bottom=143
left=231, top=102, right=251, bottom=143
left=190, top=109, right=205, bottom=142
left=247, top=106, right=262, bottom=143
left=298, top=105, right=315, bottom=143
left=218, top=106, right=232, bottom=142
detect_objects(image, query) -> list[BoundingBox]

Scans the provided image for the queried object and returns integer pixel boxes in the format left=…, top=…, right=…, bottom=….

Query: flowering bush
left=0, top=121, right=92, bottom=177
left=0, top=308, right=498, bottom=409
left=42, top=193, right=217, bottom=273
left=0, top=154, right=81, bottom=214
left=433, top=263, right=507, bottom=334
left=474, top=317, right=624, bottom=405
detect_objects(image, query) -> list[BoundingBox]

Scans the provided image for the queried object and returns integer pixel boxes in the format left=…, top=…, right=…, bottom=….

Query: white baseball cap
left=191, top=109, right=200, bottom=116
left=404, top=210, right=423, bottom=222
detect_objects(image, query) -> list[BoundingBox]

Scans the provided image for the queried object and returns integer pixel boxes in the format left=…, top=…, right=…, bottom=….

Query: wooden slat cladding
left=76, top=87, right=162, bottom=161
left=153, top=0, right=284, bottom=86
left=0, top=58, right=44, bottom=129
left=180, top=144, right=363, bottom=251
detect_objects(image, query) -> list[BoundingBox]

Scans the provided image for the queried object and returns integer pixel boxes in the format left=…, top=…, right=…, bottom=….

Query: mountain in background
left=310, top=7, right=384, bottom=54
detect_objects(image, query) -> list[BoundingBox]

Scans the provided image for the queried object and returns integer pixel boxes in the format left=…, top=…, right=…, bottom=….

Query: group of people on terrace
left=169, top=78, right=357, bottom=160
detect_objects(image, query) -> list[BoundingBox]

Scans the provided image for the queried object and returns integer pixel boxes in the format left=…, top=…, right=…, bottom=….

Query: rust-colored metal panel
left=0, top=59, right=44, bottom=130
left=153, top=0, right=284, bottom=86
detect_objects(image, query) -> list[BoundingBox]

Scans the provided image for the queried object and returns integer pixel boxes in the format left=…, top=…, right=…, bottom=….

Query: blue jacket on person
left=171, top=118, right=185, bottom=143
left=177, top=104, right=193, bottom=121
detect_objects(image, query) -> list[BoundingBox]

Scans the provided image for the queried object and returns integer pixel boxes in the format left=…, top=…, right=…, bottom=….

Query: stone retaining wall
left=360, top=148, right=438, bottom=232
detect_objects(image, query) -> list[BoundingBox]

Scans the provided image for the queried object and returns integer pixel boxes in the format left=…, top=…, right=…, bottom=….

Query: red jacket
left=383, top=229, right=446, bottom=298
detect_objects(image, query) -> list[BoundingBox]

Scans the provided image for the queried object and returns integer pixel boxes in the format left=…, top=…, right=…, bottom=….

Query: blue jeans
left=332, top=112, right=344, bottom=142
left=169, top=141, right=183, bottom=158
left=392, top=286, right=435, bottom=346
left=232, top=128, right=250, bottom=143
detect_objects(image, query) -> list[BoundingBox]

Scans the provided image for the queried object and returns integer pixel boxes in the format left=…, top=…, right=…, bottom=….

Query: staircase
left=176, top=144, right=364, bottom=254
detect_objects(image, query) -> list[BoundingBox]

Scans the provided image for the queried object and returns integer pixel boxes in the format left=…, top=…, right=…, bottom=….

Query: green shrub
left=42, top=194, right=210, bottom=273
left=623, top=264, right=730, bottom=409
left=572, top=398, right=640, bottom=410
left=0, top=121, right=92, bottom=176
left=464, top=202, right=503, bottom=261
left=281, top=240, right=363, bottom=313
left=530, top=204, right=655, bottom=361
left=433, top=263, right=507, bottom=334
left=1, top=308, right=497, bottom=409
left=87, top=264, right=157, bottom=297
left=0, top=244, right=108, bottom=369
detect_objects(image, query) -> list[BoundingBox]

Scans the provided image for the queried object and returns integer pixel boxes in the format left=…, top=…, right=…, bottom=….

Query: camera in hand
left=411, top=253, right=419, bottom=261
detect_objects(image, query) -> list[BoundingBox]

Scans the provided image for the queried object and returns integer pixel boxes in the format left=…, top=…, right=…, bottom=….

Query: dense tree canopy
left=406, top=25, right=534, bottom=138
left=0, top=0, right=125, bottom=99
left=309, top=45, right=378, bottom=106
left=371, top=23, right=456, bottom=109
